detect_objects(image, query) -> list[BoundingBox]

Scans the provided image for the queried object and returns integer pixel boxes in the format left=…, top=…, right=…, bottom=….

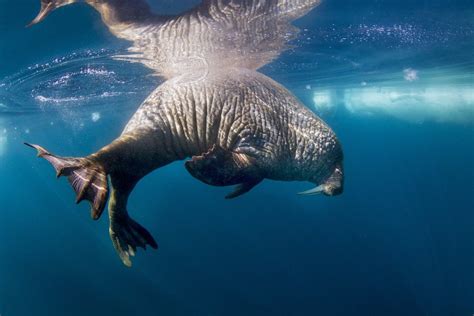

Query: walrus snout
left=298, top=164, right=344, bottom=197
left=321, top=182, right=343, bottom=196
left=322, top=165, right=344, bottom=196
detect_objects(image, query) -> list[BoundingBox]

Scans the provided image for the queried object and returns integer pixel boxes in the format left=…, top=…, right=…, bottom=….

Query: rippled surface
left=1, top=6, right=472, bottom=125
left=0, top=49, right=158, bottom=116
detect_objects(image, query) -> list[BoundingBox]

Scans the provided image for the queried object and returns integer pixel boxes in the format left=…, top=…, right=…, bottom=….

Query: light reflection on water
left=0, top=49, right=159, bottom=116
left=311, top=82, right=474, bottom=124
left=0, top=118, right=6, bottom=156
left=281, top=55, right=474, bottom=124
left=0, top=16, right=472, bottom=143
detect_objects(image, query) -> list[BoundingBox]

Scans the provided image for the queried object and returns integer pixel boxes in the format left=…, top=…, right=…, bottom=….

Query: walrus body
left=111, top=69, right=342, bottom=185
left=26, top=0, right=344, bottom=266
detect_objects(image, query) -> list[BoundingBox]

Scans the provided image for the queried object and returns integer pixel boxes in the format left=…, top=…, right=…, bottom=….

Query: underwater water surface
left=0, top=0, right=473, bottom=315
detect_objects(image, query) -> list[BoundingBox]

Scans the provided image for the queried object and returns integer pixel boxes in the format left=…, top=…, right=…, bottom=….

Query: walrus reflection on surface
left=26, top=0, right=344, bottom=267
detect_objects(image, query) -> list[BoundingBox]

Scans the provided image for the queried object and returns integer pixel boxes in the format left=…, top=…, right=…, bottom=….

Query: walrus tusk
left=297, top=185, right=325, bottom=196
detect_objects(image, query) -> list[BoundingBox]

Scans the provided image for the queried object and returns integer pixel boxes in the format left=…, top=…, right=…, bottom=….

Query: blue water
left=1, top=0, right=473, bottom=315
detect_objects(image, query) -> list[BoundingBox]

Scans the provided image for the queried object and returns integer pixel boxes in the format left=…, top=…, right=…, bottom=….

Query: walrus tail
left=25, top=143, right=109, bottom=220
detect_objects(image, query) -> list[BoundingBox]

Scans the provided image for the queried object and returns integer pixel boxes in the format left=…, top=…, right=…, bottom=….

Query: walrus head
left=297, top=133, right=345, bottom=200
left=321, top=164, right=344, bottom=196
left=27, top=0, right=78, bottom=27
left=299, top=163, right=344, bottom=197
left=298, top=162, right=344, bottom=196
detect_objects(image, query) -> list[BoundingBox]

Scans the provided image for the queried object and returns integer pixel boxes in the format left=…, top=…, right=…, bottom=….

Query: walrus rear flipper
left=109, top=214, right=158, bottom=267
left=25, top=143, right=109, bottom=220
left=107, top=175, right=158, bottom=267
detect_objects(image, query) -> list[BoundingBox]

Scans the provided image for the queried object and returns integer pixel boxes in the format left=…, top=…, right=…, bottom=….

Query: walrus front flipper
left=25, top=143, right=109, bottom=220
left=225, top=179, right=263, bottom=200
left=185, top=145, right=262, bottom=198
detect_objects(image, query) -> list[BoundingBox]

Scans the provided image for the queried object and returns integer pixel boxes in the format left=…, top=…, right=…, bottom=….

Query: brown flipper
left=185, top=145, right=263, bottom=198
left=109, top=215, right=158, bottom=267
left=225, top=178, right=263, bottom=199
left=25, top=143, right=109, bottom=220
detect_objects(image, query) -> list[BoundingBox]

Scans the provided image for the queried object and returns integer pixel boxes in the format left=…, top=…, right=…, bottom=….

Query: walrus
left=25, top=0, right=344, bottom=267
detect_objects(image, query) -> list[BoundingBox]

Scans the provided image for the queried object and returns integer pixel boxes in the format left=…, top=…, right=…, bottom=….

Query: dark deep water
left=0, top=0, right=473, bottom=315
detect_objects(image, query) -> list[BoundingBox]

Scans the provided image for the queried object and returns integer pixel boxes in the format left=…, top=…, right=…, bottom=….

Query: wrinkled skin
left=26, top=0, right=344, bottom=267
